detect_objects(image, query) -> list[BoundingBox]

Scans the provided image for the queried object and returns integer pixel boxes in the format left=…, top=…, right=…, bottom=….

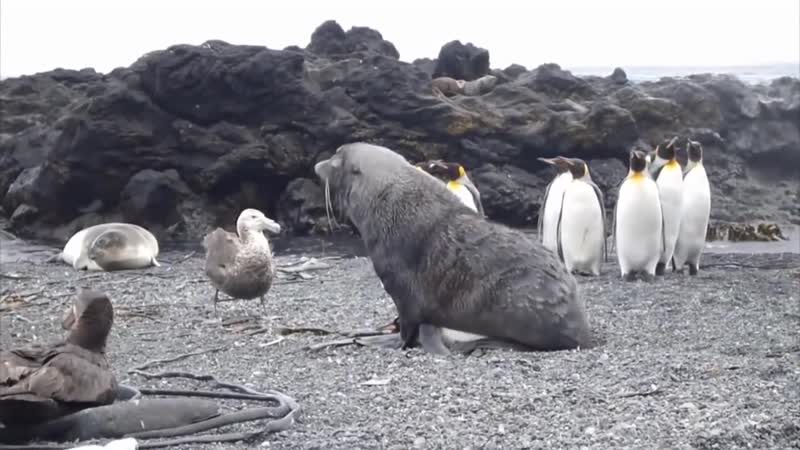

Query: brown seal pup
left=314, top=142, right=592, bottom=354
left=202, top=208, right=282, bottom=315
left=430, top=76, right=466, bottom=97
left=0, top=289, right=117, bottom=426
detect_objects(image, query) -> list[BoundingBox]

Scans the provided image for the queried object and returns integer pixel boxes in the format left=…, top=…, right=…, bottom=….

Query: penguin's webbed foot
left=689, top=264, right=699, bottom=276
left=642, top=272, right=656, bottom=283
left=655, top=262, right=666, bottom=276
left=623, top=272, right=637, bottom=282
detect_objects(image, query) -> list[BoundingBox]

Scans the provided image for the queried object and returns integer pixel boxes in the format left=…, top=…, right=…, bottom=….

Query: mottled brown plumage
left=202, top=208, right=282, bottom=315
left=0, top=289, right=117, bottom=426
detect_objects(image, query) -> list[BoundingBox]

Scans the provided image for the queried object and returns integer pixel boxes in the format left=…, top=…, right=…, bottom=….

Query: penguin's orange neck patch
left=664, top=159, right=680, bottom=171
left=629, top=171, right=646, bottom=183
left=447, top=180, right=461, bottom=190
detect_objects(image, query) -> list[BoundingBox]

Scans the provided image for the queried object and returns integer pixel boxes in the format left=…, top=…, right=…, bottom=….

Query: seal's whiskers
left=324, top=179, right=339, bottom=231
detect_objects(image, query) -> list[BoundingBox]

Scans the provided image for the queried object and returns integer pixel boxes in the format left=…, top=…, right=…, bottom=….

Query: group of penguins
left=418, top=136, right=712, bottom=281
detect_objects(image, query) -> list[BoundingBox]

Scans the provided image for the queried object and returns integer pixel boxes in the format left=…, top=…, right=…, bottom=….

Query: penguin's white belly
left=615, top=177, right=663, bottom=275
left=542, top=173, right=572, bottom=253
left=559, top=181, right=604, bottom=274
left=674, top=167, right=711, bottom=266
left=441, top=327, right=487, bottom=342
left=656, top=165, right=684, bottom=264
left=448, top=183, right=477, bottom=212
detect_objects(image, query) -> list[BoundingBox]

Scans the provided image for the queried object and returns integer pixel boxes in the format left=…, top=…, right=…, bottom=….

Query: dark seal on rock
left=313, top=142, right=592, bottom=354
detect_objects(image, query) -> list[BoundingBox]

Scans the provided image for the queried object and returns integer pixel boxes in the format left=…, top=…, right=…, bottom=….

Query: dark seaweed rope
left=0, top=372, right=302, bottom=450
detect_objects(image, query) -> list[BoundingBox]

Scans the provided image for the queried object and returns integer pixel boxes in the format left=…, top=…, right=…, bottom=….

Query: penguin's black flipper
left=589, top=180, right=608, bottom=262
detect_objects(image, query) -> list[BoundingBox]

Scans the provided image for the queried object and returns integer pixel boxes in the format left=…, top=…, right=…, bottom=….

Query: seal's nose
left=314, top=160, right=329, bottom=178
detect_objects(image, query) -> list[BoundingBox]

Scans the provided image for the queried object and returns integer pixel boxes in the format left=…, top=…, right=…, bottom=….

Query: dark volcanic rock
left=276, top=178, right=328, bottom=235
left=432, top=40, right=491, bottom=81
left=119, top=169, right=191, bottom=228
left=1, top=20, right=798, bottom=241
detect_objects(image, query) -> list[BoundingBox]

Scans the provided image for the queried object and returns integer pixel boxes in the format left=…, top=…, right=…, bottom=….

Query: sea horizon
left=1, top=60, right=798, bottom=85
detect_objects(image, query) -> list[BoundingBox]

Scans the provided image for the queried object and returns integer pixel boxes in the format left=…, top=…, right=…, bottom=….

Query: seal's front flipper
left=45, top=252, right=63, bottom=264
left=399, top=317, right=420, bottom=350
left=449, top=337, right=533, bottom=355
left=354, top=334, right=404, bottom=349
left=418, top=324, right=451, bottom=356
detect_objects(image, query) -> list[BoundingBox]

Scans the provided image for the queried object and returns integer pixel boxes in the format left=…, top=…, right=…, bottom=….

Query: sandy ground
left=0, top=236, right=798, bottom=450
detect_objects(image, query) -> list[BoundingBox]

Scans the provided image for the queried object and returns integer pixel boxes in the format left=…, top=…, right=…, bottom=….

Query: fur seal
left=60, top=223, right=160, bottom=271
left=314, top=142, right=591, bottom=354
left=0, top=289, right=117, bottom=426
left=672, top=140, right=711, bottom=275
left=431, top=77, right=466, bottom=97
left=202, top=208, right=281, bottom=315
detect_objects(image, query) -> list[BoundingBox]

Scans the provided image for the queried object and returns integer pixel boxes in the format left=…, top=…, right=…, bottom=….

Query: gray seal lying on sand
left=202, top=208, right=282, bottom=315
left=60, top=223, right=160, bottom=271
left=314, top=142, right=592, bottom=354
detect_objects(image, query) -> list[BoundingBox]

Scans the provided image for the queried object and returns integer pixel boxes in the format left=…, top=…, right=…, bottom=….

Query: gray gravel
left=1, top=238, right=798, bottom=450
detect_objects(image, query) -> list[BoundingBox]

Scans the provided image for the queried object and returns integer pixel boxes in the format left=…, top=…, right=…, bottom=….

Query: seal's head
left=88, top=230, right=128, bottom=262
left=628, top=150, right=649, bottom=175
left=62, top=288, right=114, bottom=352
left=565, top=158, right=590, bottom=180
left=314, top=142, right=455, bottom=234
left=539, top=156, right=572, bottom=174
left=236, top=208, right=281, bottom=236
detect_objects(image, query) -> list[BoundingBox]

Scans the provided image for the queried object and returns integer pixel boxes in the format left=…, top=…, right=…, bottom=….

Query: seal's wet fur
left=315, top=142, right=592, bottom=353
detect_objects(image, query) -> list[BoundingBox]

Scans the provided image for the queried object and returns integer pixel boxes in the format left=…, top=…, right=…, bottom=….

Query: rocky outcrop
left=1, top=20, right=798, bottom=243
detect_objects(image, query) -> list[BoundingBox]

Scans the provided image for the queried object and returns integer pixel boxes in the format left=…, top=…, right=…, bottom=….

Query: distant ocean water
left=1, top=63, right=798, bottom=84
left=566, top=63, right=800, bottom=84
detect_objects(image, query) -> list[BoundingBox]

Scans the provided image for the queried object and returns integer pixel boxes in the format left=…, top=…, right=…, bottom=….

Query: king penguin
left=649, top=137, right=684, bottom=275
left=614, top=150, right=664, bottom=282
left=556, top=158, right=607, bottom=276
left=537, top=156, right=573, bottom=254
left=417, top=160, right=485, bottom=216
left=672, top=140, right=711, bottom=275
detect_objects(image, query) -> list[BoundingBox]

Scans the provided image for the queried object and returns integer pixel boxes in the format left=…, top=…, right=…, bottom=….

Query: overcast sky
left=1, top=0, right=798, bottom=78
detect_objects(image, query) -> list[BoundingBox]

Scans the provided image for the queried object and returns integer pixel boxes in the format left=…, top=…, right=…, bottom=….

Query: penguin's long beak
left=667, top=135, right=680, bottom=148
left=538, top=157, right=558, bottom=165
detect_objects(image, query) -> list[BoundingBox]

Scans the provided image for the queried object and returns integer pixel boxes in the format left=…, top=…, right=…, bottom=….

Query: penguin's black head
left=443, top=162, right=466, bottom=180
left=417, top=160, right=465, bottom=181
left=538, top=156, right=571, bottom=173
left=629, top=150, right=648, bottom=173
left=414, top=160, right=448, bottom=181
left=687, top=141, right=703, bottom=162
left=566, top=158, right=589, bottom=179
left=655, top=136, right=679, bottom=161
